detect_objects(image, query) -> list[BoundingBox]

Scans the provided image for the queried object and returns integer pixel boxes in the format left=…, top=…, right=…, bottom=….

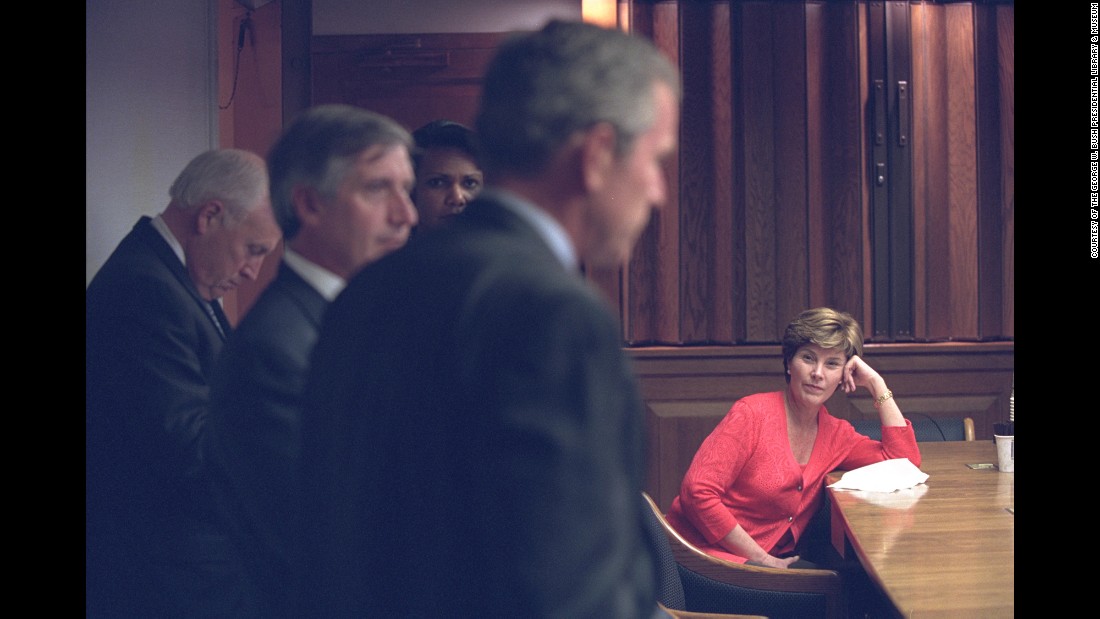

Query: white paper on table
left=827, top=457, right=929, bottom=493
left=844, top=484, right=929, bottom=509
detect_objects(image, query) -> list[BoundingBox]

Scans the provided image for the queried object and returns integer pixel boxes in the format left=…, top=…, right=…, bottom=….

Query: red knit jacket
left=666, top=391, right=921, bottom=563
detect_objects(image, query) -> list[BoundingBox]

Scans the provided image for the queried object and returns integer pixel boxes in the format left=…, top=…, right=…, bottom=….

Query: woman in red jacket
left=665, top=307, right=922, bottom=568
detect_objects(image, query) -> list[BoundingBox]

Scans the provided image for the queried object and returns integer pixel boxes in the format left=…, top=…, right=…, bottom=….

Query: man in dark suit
left=86, top=149, right=281, bottom=618
left=298, top=20, right=683, bottom=618
left=206, top=105, right=418, bottom=617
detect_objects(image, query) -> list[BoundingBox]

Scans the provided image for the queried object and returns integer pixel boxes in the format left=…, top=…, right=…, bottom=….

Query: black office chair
left=642, top=493, right=766, bottom=619
left=642, top=492, right=842, bottom=619
left=850, top=415, right=974, bottom=442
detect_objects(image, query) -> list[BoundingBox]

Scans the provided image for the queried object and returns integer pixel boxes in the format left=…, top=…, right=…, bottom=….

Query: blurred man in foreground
left=298, top=20, right=682, bottom=618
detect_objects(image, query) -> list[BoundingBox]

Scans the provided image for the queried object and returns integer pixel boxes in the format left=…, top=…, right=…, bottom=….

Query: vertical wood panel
left=774, top=2, right=810, bottom=331
left=623, top=0, right=683, bottom=344
left=281, top=0, right=311, bottom=127
left=916, top=5, right=951, bottom=339
left=857, top=5, right=874, bottom=329
left=710, top=3, right=736, bottom=344
left=728, top=1, right=749, bottom=344
left=945, top=4, right=979, bottom=339
left=909, top=3, right=929, bottom=339
left=974, top=4, right=1002, bottom=339
left=310, top=34, right=499, bottom=130
left=678, top=1, right=734, bottom=343
left=815, top=2, right=864, bottom=319
left=740, top=2, right=779, bottom=341
left=997, top=6, right=1014, bottom=339
left=677, top=0, right=711, bottom=342
left=805, top=2, right=826, bottom=315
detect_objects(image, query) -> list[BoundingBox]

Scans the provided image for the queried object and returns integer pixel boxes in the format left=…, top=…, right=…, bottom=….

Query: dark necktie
left=205, top=300, right=229, bottom=340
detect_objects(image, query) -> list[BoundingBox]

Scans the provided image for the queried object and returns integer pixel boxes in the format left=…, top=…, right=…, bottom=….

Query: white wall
left=86, top=0, right=583, bottom=286
left=86, top=0, right=219, bottom=285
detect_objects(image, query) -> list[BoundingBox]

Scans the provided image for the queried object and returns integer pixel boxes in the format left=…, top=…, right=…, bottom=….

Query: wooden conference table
left=826, top=441, right=1014, bottom=617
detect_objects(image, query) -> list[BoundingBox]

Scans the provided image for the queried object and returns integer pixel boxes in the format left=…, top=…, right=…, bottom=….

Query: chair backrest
left=642, top=493, right=843, bottom=619
left=850, top=416, right=974, bottom=442
left=641, top=492, right=688, bottom=611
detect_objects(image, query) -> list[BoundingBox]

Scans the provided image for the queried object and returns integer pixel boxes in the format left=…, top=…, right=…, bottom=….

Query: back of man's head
left=168, top=148, right=268, bottom=224
left=268, top=104, right=414, bottom=240
left=474, top=20, right=681, bottom=179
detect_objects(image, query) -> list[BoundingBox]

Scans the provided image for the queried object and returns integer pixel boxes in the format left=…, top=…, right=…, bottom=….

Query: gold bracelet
left=873, top=390, right=893, bottom=408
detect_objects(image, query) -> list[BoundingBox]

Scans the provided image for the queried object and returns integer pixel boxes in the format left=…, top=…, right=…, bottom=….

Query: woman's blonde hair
left=781, top=307, right=863, bottom=382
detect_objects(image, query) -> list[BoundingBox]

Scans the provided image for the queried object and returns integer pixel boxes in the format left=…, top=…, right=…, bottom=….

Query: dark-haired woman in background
left=410, top=120, right=484, bottom=229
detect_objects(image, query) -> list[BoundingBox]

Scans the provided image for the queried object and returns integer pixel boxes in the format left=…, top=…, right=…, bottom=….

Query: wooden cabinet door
left=311, top=32, right=510, bottom=131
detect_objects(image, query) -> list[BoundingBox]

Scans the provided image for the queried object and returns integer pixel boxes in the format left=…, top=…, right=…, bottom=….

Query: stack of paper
left=827, top=458, right=929, bottom=493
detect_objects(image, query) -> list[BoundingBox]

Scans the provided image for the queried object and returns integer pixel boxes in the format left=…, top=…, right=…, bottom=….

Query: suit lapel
left=274, top=263, right=329, bottom=329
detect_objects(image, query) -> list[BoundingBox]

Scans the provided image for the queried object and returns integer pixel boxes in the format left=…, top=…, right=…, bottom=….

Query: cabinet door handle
left=897, top=80, right=909, bottom=147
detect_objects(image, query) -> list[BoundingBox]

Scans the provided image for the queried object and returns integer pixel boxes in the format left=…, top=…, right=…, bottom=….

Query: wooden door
left=310, top=32, right=509, bottom=132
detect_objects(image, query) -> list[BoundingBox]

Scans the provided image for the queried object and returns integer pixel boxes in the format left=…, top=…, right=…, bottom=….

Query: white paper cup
left=994, top=434, right=1014, bottom=473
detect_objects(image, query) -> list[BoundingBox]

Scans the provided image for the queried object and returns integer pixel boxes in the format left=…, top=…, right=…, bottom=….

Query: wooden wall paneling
left=740, top=2, right=780, bottom=342
left=646, top=399, right=735, bottom=512
left=728, top=0, right=749, bottom=345
left=909, top=3, right=929, bottom=340
left=857, top=4, right=874, bottom=331
left=310, top=33, right=505, bottom=132
left=676, top=1, right=734, bottom=344
left=830, top=343, right=1014, bottom=440
left=805, top=1, right=827, bottom=315
left=945, top=4, right=980, bottom=340
left=825, top=2, right=866, bottom=318
left=997, top=5, right=1014, bottom=339
left=915, top=4, right=950, bottom=340
left=708, top=1, right=736, bottom=345
left=636, top=344, right=786, bottom=509
left=809, top=1, right=865, bottom=320
left=975, top=3, right=1004, bottom=339
left=621, top=0, right=683, bottom=344
left=281, top=0, right=311, bottom=127
left=773, top=2, right=811, bottom=332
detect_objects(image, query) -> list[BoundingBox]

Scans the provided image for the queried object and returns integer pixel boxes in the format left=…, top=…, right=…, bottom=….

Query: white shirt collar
left=151, top=214, right=186, bottom=266
left=280, top=247, right=346, bottom=302
left=480, top=187, right=578, bottom=271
